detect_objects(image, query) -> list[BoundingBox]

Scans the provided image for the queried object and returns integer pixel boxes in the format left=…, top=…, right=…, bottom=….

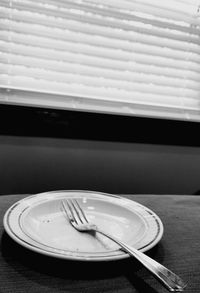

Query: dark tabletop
left=0, top=193, right=199, bottom=293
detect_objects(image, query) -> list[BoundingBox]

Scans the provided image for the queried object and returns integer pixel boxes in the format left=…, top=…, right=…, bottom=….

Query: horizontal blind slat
left=1, top=63, right=199, bottom=99
left=0, top=77, right=188, bottom=107
left=1, top=85, right=198, bottom=111
left=84, top=0, right=200, bottom=23
left=1, top=48, right=200, bottom=85
left=2, top=87, right=196, bottom=121
left=1, top=30, right=200, bottom=65
left=0, top=21, right=199, bottom=67
left=1, top=4, right=200, bottom=46
left=22, top=0, right=200, bottom=35
left=1, top=19, right=200, bottom=63
left=0, top=0, right=200, bottom=121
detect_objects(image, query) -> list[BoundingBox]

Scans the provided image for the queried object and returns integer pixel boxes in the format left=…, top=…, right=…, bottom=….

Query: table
left=0, top=193, right=199, bottom=293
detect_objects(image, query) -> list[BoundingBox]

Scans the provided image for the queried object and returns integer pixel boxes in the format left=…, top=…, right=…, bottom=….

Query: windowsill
left=0, top=104, right=199, bottom=147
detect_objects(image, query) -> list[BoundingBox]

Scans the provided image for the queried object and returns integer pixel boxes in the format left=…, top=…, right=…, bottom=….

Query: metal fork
left=61, top=199, right=186, bottom=292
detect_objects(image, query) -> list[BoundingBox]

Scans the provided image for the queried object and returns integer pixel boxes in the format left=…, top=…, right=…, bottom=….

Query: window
left=0, top=0, right=200, bottom=121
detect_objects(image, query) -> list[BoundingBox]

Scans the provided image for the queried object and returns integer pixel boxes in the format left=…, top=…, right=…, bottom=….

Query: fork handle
left=95, top=229, right=186, bottom=292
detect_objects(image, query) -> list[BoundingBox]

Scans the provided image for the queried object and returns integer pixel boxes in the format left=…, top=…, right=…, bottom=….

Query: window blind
left=0, top=0, right=200, bottom=121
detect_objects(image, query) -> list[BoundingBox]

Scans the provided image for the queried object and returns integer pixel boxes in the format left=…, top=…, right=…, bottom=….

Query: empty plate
left=3, top=190, right=164, bottom=261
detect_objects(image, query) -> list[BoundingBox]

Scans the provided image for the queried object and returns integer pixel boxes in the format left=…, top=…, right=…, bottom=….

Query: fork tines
left=61, top=198, right=89, bottom=225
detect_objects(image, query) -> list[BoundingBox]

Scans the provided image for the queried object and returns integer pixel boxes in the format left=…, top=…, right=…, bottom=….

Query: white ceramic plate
left=3, top=190, right=164, bottom=261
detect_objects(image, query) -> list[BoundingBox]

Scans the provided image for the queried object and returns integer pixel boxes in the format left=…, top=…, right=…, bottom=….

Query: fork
left=61, top=199, right=187, bottom=292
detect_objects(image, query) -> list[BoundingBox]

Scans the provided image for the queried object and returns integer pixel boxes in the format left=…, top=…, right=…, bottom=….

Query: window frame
left=1, top=103, right=200, bottom=147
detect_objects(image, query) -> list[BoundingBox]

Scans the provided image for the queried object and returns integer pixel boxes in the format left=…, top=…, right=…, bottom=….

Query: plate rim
left=3, top=190, right=164, bottom=261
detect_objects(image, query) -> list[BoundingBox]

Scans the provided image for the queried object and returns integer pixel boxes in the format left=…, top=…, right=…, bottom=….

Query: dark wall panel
left=1, top=135, right=200, bottom=195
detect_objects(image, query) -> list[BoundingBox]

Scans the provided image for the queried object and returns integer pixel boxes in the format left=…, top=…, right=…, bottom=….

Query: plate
left=3, top=190, right=164, bottom=261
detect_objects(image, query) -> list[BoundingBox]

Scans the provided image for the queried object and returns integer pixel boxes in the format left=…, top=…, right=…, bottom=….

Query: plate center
left=20, top=197, right=147, bottom=253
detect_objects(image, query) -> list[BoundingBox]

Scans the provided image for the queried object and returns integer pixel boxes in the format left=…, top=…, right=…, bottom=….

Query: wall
left=1, top=135, right=200, bottom=195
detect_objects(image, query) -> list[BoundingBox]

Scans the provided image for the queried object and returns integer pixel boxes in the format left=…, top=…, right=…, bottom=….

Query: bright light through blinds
left=0, top=0, right=200, bottom=121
